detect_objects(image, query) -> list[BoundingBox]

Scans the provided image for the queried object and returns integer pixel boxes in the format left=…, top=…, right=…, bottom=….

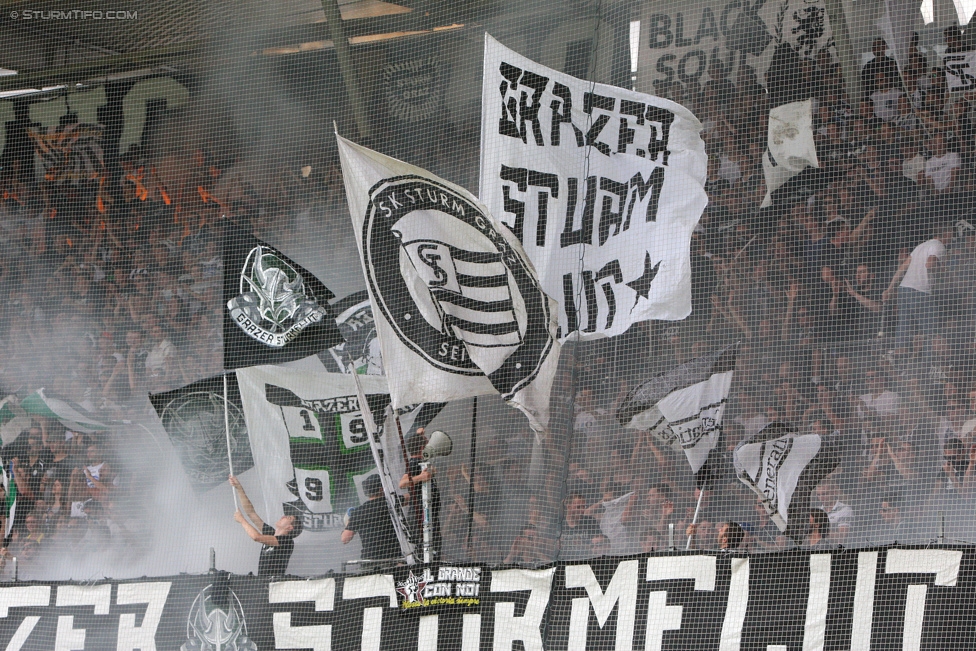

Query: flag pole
left=394, top=414, right=410, bottom=467
left=464, top=396, right=478, bottom=559
left=686, top=484, right=706, bottom=550
left=223, top=372, right=239, bottom=512
left=350, top=364, right=416, bottom=563
left=395, top=412, right=422, bottom=538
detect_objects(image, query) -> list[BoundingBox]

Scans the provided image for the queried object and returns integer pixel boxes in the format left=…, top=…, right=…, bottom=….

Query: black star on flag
left=626, top=253, right=661, bottom=306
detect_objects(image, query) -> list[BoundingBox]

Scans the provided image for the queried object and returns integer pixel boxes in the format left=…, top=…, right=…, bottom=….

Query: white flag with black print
left=322, top=290, right=385, bottom=375
left=733, top=422, right=841, bottom=543
left=337, top=134, right=561, bottom=432
left=236, top=365, right=392, bottom=565
left=761, top=99, right=820, bottom=208
left=944, top=51, right=976, bottom=91
left=480, top=35, right=708, bottom=339
left=616, top=344, right=736, bottom=480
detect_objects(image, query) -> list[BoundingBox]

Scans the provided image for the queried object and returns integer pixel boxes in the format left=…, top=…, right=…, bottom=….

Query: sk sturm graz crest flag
left=223, top=225, right=344, bottom=369
left=236, top=365, right=391, bottom=559
left=149, top=374, right=255, bottom=492
left=616, top=344, right=736, bottom=484
left=733, top=422, right=841, bottom=543
left=322, top=291, right=384, bottom=375
left=337, top=134, right=561, bottom=432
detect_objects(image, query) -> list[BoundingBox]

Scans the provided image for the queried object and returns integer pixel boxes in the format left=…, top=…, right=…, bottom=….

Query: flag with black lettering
left=236, top=365, right=392, bottom=565
left=616, top=344, right=736, bottom=483
left=337, top=134, right=561, bottom=432
left=733, top=422, right=841, bottom=543
left=223, top=225, right=344, bottom=369
left=635, top=0, right=832, bottom=100
left=945, top=51, right=976, bottom=91
left=480, top=34, right=708, bottom=339
left=149, top=374, right=254, bottom=492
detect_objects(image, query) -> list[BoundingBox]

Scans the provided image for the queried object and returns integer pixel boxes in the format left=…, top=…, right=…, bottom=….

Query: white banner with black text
left=480, top=35, right=708, bottom=340
left=2, top=547, right=975, bottom=650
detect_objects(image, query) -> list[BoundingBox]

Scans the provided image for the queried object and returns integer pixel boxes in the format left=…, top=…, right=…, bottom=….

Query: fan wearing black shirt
left=558, top=493, right=601, bottom=560
left=861, top=38, right=900, bottom=98
left=9, top=427, right=52, bottom=533
left=341, top=474, right=400, bottom=561
left=230, top=475, right=302, bottom=576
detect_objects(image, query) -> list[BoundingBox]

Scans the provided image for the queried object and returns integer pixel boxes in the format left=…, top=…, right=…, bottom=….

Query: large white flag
left=236, top=366, right=391, bottom=557
left=337, top=134, right=561, bottom=432
left=761, top=99, right=819, bottom=208
left=480, top=35, right=707, bottom=339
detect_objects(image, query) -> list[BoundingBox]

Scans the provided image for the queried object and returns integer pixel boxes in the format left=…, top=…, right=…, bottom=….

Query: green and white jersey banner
left=236, top=365, right=391, bottom=570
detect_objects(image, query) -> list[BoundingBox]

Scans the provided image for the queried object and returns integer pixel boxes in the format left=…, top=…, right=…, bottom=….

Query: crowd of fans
left=0, top=140, right=266, bottom=571
left=3, top=25, right=976, bottom=573
left=0, top=421, right=143, bottom=573
left=543, top=27, right=976, bottom=560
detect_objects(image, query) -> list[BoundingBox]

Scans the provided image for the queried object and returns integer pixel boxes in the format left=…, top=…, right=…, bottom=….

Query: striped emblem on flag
left=404, top=240, right=521, bottom=348
left=432, top=247, right=520, bottom=347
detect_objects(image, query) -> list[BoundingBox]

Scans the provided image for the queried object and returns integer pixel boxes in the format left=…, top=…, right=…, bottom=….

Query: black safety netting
left=3, top=0, right=976, bottom=648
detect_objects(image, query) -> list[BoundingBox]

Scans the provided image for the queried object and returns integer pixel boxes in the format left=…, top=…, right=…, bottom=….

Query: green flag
left=19, top=389, right=107, bottom=434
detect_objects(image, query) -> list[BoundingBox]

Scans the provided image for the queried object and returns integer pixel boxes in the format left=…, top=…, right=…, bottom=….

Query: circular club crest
left=363, top=176, right=553, bottom=396
left=384, top=56, right=443, bottom=123
left=160, top=391, right=248, bottom=486
left=325, top=294, right=383, bottom=375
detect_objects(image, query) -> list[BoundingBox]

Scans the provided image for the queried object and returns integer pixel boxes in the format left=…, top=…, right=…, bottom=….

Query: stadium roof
left=0, top=0, right=530, bottom=92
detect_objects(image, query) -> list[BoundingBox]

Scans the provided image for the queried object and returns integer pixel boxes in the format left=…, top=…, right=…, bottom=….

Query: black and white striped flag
left=616, top=344, right=736, bottom=482
left=733, top=422, right=841, bottom=543
left=399, top=241, right=522, bottom=349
